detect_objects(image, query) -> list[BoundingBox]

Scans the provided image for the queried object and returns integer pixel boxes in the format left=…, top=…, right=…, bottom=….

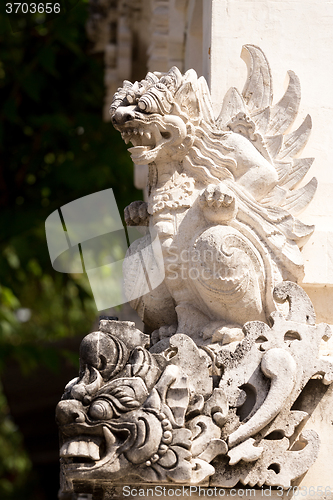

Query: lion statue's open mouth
left=116, top=115, right=173, bottom=164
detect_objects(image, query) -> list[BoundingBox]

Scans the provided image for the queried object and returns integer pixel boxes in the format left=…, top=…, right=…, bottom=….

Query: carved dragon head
left=56, top=328, right=201, bottom=483
left=56, top=330, right=166, bottom=476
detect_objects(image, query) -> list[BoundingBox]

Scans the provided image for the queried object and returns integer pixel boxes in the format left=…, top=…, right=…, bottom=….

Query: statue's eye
left=89, top=400, right=113, bottom=420
left=138, top=99, right=148, bottom=111
left=138, top=93, right=160, bottom=114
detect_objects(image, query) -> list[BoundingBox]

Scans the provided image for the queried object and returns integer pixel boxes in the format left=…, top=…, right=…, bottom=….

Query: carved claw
left=124, top=200, right=149, bottom=226
left=151, top=324, right=177, bottom=345
left=200, top=184, right=238, bottom=223
left=203, top=184, right=235, bottom=208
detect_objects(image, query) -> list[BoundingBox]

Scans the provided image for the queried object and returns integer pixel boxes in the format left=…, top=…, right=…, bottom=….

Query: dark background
left=0, top=1, right=141, bottom=497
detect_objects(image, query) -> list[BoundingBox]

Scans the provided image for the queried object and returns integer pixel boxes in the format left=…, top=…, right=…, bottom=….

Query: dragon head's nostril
left=56, top=399, right=85, bottom=426
left=111, top=107, right=135, bottom=125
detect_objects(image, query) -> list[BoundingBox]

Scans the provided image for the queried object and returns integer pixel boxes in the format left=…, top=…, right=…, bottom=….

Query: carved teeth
left=151, top=124, right=163, bottom=145
left=217, top=275, right=245, bottom=286
left=212, top=271, right=249, bottom=296
left=60, top=438, right=100, bottom=461
left=122, top=125, right=157, bottom=152
left=122, top=132, right=131, bottom=144
left=67, top=441, right=79, bottom=456
left=88, top=441, right=101, bottom=461
left=78, top=440, right=89, bottom=457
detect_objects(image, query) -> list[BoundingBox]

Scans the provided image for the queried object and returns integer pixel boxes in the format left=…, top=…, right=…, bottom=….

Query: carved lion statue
left=110, top=45, right=316, bottom=345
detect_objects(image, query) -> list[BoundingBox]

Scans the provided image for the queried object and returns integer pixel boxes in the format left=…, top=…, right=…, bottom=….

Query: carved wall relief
left=57, top=47, right=332, bottom=496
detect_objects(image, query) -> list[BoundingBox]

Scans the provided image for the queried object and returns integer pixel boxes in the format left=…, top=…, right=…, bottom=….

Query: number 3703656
left=6, top=3, right=60, bottom=14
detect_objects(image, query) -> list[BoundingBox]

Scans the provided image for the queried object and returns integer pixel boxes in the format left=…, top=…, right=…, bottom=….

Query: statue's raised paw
left=199, top=184, right=238, bottom=223
left=203, top=184, right=234, bottom=207
left=124, top=200, right=149, bottom=226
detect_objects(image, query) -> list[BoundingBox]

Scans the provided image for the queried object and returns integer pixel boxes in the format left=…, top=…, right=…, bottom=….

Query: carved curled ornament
left=57, top=47, right=332, bottom=494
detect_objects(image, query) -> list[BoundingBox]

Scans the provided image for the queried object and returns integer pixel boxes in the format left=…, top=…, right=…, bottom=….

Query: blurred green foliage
left=0, top=381, right=31, bottom=497
left=0, top=0, right=140, bottom=496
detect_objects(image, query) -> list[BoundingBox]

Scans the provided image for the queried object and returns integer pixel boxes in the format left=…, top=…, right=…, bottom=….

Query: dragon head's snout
left=56, top=399, right=86, bottom=426
left=111, top=106, right=136, bottom=126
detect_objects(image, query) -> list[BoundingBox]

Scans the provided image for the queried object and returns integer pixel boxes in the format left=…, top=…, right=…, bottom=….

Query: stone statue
left=57, top=46, right=333, bottom=497
left=110, top=44, right=317, bottom=346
